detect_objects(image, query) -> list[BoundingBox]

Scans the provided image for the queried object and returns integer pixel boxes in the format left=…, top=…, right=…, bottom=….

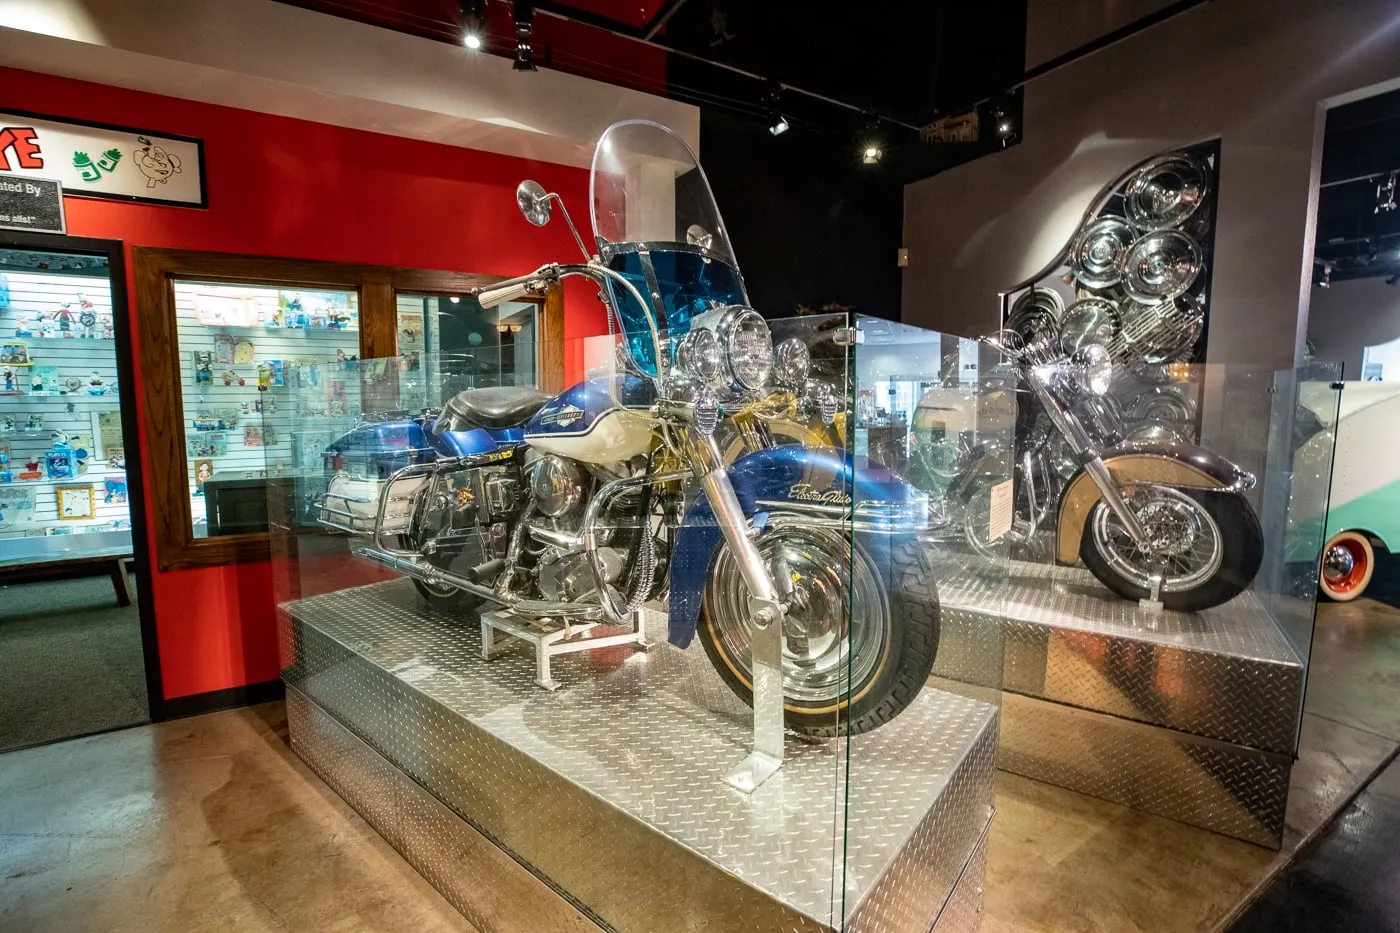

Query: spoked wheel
left=1320, top=531, right=1374, bottom=602
left=1080, top=485, right=1262, bottom=612
left=697, top=521, right=939, bottom=739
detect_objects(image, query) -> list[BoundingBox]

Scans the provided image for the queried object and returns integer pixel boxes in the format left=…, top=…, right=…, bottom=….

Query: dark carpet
left=1230, top=747, right=1400, bottom=932
left=0, top=574, right=149, bottom=752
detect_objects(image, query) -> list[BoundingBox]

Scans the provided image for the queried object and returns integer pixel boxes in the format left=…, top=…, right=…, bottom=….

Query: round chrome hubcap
left=707, top=521, right=888, bottom=704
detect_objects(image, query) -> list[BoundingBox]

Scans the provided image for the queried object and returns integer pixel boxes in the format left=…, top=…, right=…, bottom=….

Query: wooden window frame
left=133, top=247, right=562, bottom=571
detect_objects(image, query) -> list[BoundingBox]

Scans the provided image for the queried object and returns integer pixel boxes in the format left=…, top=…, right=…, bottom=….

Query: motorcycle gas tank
left=524, top=375, right=658, bottom=464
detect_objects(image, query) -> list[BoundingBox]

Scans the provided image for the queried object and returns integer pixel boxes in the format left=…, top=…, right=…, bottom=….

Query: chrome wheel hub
left=1092, top=486, right=1223, bottom=593
left=708, top=521, right=888, bottom=704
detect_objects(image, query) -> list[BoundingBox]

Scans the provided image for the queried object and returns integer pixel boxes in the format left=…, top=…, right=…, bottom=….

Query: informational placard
left=988, top=478, right=1014, bottom=542
left=0, top=110, right=204, bottom=207
left=0, top=175, right=65, bottom=233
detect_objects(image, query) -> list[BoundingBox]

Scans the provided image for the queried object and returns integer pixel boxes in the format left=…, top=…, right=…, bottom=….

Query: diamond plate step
left=281, top=578, right=1000, bottom=932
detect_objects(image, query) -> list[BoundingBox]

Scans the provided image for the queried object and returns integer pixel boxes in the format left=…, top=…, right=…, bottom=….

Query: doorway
left=0, top=232, right=154, bottom=751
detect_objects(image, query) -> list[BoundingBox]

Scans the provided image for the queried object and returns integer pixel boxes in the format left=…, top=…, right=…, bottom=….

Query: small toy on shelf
left=12, top=313, right=32, bottom=338
left=100, top=315, right=114, bottom=340
left=29, top=370, right=44, bottom=393
left=0, top=415, right=13, bottom=433
left=2, top=368, right=15, bottom=393
left=221, top=369, right=245, bottom=387
left=54, top=304, right=75, bottom=337
left=24, top=413, right=42, bottom=431
left=87, top=371, right=108, bottom=395
left=194, top=352, right=214, bottom=385
left=78, top=306, right=97, bottom=339
left=36, top=312, right=56, bottom=339
left=19, top=460, right=43, bottom=481
left=194, top=459, right=214, bottom=495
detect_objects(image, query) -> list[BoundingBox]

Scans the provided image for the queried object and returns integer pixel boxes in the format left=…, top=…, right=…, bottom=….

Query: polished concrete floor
left=3, top=598, right=1399, bottom=932
left=981, top=596, right=1400, bottom=933
left=1229, top=748, right=1400, bottom=932
left=0, top=703, right=480, bottom=933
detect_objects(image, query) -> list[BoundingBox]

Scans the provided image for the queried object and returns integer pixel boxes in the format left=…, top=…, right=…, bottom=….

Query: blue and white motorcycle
left=323, top=121, right=939, bottom=738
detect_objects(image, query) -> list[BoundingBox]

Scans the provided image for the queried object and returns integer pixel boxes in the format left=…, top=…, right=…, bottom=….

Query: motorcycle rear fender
left=666, top=445, right=922, bottom=648
left=1055, top=440, right=1256, bottom=564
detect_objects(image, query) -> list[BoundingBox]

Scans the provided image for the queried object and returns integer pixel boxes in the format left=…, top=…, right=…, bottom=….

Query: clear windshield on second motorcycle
left=589, top=121, right=748, bottom=377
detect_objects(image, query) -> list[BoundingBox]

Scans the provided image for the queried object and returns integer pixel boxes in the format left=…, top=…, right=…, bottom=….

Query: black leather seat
left=438, top=386, right=551, bottom=431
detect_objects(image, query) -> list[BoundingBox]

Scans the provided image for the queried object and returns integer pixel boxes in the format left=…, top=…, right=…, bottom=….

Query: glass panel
left=395, top=292, right=538, bottom=397
left=171, top=279, right=359, bottom=538
left=0, top=249, right=134, bottom=563
left=844, top=314, right=1007, bottom=929
left=268, top=324, right=867, bottom=929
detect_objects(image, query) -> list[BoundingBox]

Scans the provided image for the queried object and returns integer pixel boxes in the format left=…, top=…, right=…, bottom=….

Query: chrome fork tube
left=683, top=432, right=781, bottom=613
left=1025, top=366, right=1149, bottom=544
left=684, top=429, right=785, bottom=792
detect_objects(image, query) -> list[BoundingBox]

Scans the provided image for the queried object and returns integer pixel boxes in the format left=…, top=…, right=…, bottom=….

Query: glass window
left=395, top=293, right=539, bottom=402
left=172, top=280, right=360, bottom=537
left=0, top=250, right=133, bottom=562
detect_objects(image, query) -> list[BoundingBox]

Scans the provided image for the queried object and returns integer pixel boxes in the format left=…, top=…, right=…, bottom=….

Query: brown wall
left=902, top=0, right=1400, bottom=368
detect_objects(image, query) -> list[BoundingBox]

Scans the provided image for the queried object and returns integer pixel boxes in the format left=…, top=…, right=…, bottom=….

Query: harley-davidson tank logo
left=540, top=404, right=585, bottom=428
left=788, top=483, right=852, bottom=505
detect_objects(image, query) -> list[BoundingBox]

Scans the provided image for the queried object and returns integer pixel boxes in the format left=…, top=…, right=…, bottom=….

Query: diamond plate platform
left=281, top=579, right=999, bottom=932
left=933, top=554, right=1302, bottom=847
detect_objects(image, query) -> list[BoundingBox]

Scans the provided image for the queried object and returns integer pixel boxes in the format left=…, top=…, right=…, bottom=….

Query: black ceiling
left=1315, top=87, right=1400, bottom=285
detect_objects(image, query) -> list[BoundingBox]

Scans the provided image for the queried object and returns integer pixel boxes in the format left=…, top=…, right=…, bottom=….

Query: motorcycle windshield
left=590, top=120, right=748, bottom=377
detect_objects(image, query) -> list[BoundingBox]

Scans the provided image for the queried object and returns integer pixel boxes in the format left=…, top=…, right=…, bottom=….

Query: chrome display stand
left=479, top=606, right=655, bottom=690
left=280, top=578, right=998, bottom=932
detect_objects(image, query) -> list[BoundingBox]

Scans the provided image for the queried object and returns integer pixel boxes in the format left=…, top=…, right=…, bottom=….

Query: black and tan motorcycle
left=949, top=330, right=1263, bottom=612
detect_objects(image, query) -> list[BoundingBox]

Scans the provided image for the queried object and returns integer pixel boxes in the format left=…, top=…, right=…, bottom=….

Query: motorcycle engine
left=537, top=546, right=624, bottom=602
left=531, top=455, right=586, bottom=518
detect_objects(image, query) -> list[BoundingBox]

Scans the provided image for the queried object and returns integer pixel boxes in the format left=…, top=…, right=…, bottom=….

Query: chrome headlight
left=676, top=328, right=722, bottom=384
left=719, top=307, right=773, bottom=390
left=773, top=338, right=810, bottom=388
left=1072, top=344, right=1113, bottom=396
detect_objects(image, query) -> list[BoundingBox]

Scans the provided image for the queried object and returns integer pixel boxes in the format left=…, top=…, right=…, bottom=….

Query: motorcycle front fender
left=666, top=445, right=923, bottom=648
left=1054, top=439, right=1256, bottom=564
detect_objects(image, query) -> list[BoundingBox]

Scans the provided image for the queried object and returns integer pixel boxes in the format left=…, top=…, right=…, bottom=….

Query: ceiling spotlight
left=991, top=105, right=1018, bottom=148
left=460, top=0, right=484, bottom=50
left=769, top=116, right=790, bottom=136
left=513, top=0, right=535, bottom=71
left=859, top=110, right=882, bottom=165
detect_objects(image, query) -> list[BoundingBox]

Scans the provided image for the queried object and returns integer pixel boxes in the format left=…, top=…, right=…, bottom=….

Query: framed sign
left=0, top=109, right=205, bottom=208
left=56, top=484, right=96, bottom=520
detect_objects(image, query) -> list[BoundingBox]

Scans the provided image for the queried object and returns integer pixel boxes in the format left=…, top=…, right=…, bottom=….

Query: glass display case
left=0, top=247, right=132, bottom=564
left=875, top=319, right=1342, bottom=848
left=170, top=280, right=360, bottom=538
left=266, top=315, right=1009, bottom=931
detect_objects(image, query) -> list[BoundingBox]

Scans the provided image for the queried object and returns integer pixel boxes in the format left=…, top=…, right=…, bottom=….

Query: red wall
left=1, top=67, right=609, bottom=700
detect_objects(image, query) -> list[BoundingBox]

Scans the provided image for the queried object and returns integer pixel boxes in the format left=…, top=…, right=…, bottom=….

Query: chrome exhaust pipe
left=353, top=547, right=513, bottom=605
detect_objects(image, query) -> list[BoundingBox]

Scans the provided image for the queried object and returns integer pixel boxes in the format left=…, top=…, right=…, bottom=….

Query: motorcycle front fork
left=1024, top=370, right=1149, bottom=545
left=682, top=429, right=786, bottom=794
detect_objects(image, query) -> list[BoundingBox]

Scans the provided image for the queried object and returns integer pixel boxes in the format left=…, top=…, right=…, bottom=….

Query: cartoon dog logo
left=133, top=136, right=182, bottom=188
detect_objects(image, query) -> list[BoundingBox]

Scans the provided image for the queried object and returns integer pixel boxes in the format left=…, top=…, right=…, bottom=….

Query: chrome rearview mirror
left=516, top=180, right=552, bottom=227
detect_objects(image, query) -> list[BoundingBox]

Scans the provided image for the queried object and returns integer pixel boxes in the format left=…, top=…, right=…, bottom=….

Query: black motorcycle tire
left=697, top=535, right=940, bottom=739
left=1079, top=489, right=1263, bottom=613
left=406, top=543, right=486, bottom=615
